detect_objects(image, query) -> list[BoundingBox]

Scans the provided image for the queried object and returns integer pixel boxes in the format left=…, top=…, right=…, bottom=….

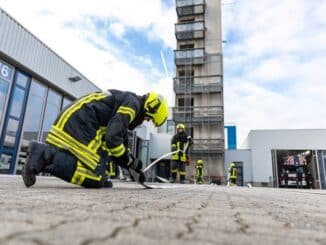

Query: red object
left=186, top=156, right=190, bottom=166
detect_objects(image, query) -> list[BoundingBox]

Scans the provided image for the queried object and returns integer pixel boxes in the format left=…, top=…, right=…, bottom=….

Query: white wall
left=148, top=133, right=172, bottom=159
left=225, top=149, right=252, bottom=185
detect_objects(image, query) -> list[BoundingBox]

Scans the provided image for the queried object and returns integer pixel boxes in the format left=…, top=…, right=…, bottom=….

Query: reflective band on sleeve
left=109, top=143, right=126, bottom=157
left=116, top=106, right=136, bottom=123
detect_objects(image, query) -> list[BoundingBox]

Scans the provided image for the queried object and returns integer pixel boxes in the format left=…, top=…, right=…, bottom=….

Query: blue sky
left=0, top=0, right=326, bottom=145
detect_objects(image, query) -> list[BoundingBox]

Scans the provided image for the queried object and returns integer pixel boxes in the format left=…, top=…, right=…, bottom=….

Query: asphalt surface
left=1, top=175, right=326, bottom=245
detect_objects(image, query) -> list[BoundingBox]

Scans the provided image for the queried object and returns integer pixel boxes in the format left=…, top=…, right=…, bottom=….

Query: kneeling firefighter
left=22, top=89, right=168, bottom=188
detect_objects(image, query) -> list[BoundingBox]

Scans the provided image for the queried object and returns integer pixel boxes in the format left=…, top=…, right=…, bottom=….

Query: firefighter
left=195, top=159, right=204, bottom=184
left=228, top=162, right=237, bottom=186
left=170, top=123, right=192, bottom=184
left=22, top=90, right=168, bottom=188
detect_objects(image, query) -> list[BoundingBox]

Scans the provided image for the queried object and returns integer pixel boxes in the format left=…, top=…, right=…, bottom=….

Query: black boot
left=22, top=141, right=48, bottom=187
left=102, top=177, right=113, bottom=188
left=180, top=175, right=185, bottom=184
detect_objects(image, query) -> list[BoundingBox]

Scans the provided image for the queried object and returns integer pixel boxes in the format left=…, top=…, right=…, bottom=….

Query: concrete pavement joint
left=80, top=215, right=152, bottom=245
left=0, top=216, right=91, bottom=243
left=225, top=191, right=250, bottom=234
left=175, top=192, right=213, bottom=239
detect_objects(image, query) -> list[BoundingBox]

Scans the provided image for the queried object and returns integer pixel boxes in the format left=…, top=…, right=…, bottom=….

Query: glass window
left=0, top=79, right=9, bottom=125
left=167, top=120, right=175, bottom=134
left=62, top=97, right=73, bottom=110
left=41, top=89, right=62, bottom=142
left=10, top=86, right=25, bottom=118
left=4, top=118, right=19, bottom=147
left=47, top=89, right=62, bottom=107
left=19, top=80, right=47, bottom=174
left=15, top=72, right=28, bottom=88
left=30, top=80, right=47, bottom=97
left=22, top=80, right=47, bottom=142
left=0, top=153, right=12, bottom=174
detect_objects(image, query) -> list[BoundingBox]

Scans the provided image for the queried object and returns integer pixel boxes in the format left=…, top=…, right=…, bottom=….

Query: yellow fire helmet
left=230, top=162, right=235, bottom=167
left=144, top=92, right=169, bottom=127
left=176, top=123, right=185, bottom=130
left=197, top=159, right=203, bottom=165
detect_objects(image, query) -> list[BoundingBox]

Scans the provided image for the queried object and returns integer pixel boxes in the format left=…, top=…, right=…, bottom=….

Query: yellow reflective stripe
left=116, top=106, right=135, bottom=123
left=71, top=162, right=85, bottom=185
left=88, top=127, right=106, bottom=152
left=179, top=171, right=186, bottom=176
left=180, top=155, right=186, bottom=162
left=77, top=167, right=102, bottom=181
left=50, top=126, right=99, bottom=162
left=56, top=92, right=107, bottom=130
left=71, top=173, right=84, bottom=186
left=171, top=155, right=178, bottom=160
left=46, top=132, right=98, bottom=170
left=171, top=169, right=178, bottom=173
left=48, top=129, right=99, bottom=166
left=109, top=143, right=126, bottom=157
left=71, top=162, right=102, bottom=185
left=106, top=162, right=116, bottom=176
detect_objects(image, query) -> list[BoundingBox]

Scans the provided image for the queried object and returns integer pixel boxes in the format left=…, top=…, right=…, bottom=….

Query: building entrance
left=316, top=150, right=326, bottom=189
left=272, top=150, right=316, bottom=189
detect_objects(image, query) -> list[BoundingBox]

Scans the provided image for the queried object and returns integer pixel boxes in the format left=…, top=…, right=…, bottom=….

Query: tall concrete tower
left=173, top=0, right=224, bottom=183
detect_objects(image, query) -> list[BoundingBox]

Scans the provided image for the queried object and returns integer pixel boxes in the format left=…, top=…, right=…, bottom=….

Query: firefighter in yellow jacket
left=195, top=160, right=204, bottom=184
left=170, top=123, right=192, bottom=184
left=228, top=162, right=237, bottom=186
left=22, top=89, right=168, bottom=188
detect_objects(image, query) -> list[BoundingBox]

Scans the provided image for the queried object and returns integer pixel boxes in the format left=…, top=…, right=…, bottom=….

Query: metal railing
left=173, top=106, right=223, bottom=123
left=190, top=138, right=224, bottom=153
left=176, top=0, right=205, bottom=16
left=176, top=0, right=205, bottom=7
left=174, top=75, right=222, bottom=93
left=175, top=21, right=205, bottom=40
left=174, top=48, right=205, bottom=65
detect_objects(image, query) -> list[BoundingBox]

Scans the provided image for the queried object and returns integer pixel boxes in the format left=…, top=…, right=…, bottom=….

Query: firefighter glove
left=127, top=155, right=145, bottom=184
left=187, top=136, right=193, bottom=145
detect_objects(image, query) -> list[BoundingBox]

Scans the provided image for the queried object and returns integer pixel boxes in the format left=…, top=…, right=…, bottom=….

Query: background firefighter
left=228, top=162, right=237, bottom=186
left=195, top=159, right=204, bottom=184
left=22, top=90, right=168, bottom=188
left=170, top=123, right=192, bottom=184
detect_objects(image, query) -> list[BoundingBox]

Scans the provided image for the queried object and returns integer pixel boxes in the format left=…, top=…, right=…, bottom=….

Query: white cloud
left=0, top=0, right=176, bottom=109
left=108, top=21, right=126, bottom=39
left=223, top=0, right=326, bottom=146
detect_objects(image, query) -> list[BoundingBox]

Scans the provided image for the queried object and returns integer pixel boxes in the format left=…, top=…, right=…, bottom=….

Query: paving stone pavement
left=1, top=175, right=326, bottom=245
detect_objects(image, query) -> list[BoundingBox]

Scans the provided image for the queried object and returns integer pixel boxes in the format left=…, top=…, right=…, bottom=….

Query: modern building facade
left=0, top=8, right=99, bottom=174
left=173, top=0, right=224, bottom=182
left=226, top=129, right=326, bottom=189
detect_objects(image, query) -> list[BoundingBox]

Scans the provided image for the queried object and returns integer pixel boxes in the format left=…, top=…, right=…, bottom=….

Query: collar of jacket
left=128, top=95, right=146, bottom=130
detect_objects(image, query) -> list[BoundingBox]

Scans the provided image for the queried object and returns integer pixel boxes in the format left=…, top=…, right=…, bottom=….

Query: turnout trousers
left=170, top=160, right=186, bottom=182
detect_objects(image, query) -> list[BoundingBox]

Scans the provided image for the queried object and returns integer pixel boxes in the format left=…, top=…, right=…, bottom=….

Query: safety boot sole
left=22, top=141, right=46, bottom=187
